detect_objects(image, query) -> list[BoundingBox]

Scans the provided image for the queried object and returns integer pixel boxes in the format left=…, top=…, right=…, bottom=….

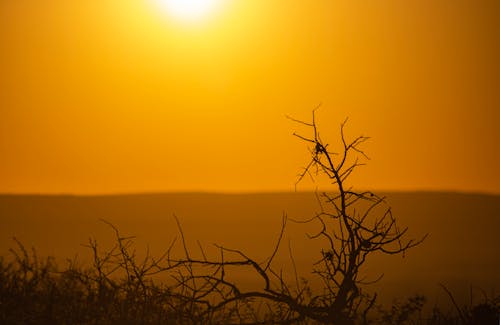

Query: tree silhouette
left=165, top=110, right=427, bottom=324
left=286, top=109, right=427, bottom=323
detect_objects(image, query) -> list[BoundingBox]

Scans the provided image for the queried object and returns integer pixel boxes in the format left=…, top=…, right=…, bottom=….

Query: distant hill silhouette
left=1, top=191, right=499, bottom=304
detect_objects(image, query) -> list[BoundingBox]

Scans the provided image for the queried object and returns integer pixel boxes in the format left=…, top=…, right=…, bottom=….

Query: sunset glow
left=1, top=2, right=500, bottom=319
left=0, top=0, right=499, bottom=194
left=156, top=0, right=220, bottom=22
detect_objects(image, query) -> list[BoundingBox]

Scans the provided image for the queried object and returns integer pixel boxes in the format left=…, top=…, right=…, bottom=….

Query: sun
left=156, top=0, right=220, bottom=22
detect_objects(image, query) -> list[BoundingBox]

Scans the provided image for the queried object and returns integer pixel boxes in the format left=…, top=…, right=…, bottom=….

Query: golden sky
left=1, top=0, right=499, bottom=194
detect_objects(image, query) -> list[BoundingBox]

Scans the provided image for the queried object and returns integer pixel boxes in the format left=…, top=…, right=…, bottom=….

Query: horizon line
left=1, top=188, right=499, bottom=197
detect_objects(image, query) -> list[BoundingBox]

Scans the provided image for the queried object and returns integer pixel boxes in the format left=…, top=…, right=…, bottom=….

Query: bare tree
left=155, top=109, right=427, bottom=324
left=286, top=109, right=427, bottom=323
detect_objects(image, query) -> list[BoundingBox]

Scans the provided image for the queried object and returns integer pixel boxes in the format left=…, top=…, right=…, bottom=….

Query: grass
left=1, top=234, right=498, bottom=324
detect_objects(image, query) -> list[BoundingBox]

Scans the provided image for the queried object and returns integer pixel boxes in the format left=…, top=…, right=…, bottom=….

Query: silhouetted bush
left=1, top=233, right=498, bottom=324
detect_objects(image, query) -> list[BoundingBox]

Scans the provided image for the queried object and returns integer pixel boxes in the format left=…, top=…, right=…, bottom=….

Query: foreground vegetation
left=0, top=237, right=498, bottom=324
left=1, top=113, right=498, bottom=324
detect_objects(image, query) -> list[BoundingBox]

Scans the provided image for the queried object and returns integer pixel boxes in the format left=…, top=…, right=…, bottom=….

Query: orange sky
left=1, top=0, right=499, bottom=194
